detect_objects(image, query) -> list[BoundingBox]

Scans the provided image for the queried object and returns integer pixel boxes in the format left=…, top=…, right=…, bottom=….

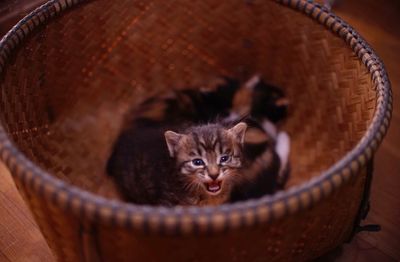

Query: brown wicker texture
left=0, top=0, right=392, bottom=261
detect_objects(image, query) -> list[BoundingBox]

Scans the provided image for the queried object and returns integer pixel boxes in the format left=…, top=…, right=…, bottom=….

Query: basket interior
left=0, top=0, right=375, bottom=198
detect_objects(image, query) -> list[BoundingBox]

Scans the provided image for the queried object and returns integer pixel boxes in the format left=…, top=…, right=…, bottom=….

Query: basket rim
left=0, top=0, right=392, bottom=235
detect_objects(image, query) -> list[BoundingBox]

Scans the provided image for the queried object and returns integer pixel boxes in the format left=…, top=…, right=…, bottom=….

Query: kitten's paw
left=276, top=131, right=290, bottom=168
left=261, top=119, right=278, bottom=139
left=276, top=131, right=290, bottom=188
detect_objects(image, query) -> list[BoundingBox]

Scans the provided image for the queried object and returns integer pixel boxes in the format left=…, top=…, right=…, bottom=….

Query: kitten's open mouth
left=205, top=181, right=222, bottom=194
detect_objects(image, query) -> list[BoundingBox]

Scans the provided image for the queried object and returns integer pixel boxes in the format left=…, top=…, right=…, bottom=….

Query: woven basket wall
left=0, top=0, right=392, bottom=261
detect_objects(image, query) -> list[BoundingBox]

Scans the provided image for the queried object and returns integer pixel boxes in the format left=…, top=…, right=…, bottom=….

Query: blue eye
left=192, top=159, right=205, bottom=166
left=220, top=155, right=230, bottom=163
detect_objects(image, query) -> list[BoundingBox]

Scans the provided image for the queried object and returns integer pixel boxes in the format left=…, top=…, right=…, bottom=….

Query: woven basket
left=0, top=0, right=392, bottom=261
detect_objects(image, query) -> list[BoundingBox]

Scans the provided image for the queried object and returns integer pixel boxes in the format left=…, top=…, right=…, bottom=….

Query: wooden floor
left=0, top=0, right=399, bottom=261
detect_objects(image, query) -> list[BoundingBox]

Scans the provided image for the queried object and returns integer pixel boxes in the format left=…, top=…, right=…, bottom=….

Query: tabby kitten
left=107, top=122, right=247, bottom=206
left=165, top=122, right=247, bottom=206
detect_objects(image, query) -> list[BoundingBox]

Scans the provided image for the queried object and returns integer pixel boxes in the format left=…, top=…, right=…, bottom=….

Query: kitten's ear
left=164, top=131, right=183, bottom=157
left=228, top=122, right=247, bottom=144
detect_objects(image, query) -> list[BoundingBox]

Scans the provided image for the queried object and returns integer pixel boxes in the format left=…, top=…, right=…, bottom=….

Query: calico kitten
left=107, top=122, right=247, bottom=206
left=228, top=74, right=289, bottom=125
left=223, top=75, right=291, bottom=190
left=134, top=75, right=288, bottom=127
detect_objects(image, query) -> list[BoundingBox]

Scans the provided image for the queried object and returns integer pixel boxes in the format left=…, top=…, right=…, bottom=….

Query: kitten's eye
left=192, top=159, right=205, bottom=166
left=220, top=155, right=230, bottom=163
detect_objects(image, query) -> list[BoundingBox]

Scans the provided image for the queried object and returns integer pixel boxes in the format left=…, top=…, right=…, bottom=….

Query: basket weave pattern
left=0, top=0, right=392, bottom=261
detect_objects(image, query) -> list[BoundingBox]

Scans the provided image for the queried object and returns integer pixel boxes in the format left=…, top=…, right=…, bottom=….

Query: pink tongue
left=208, top=183, right=220, bottom=191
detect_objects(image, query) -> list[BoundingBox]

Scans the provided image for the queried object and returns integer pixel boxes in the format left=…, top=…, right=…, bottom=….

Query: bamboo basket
left=0, top=0, right=392, bottom=261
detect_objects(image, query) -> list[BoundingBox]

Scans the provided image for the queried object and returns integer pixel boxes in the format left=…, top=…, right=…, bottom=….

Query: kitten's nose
left=207, top=166, right=219, bottom=181
left=208, top=173, right=219, bottom=181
